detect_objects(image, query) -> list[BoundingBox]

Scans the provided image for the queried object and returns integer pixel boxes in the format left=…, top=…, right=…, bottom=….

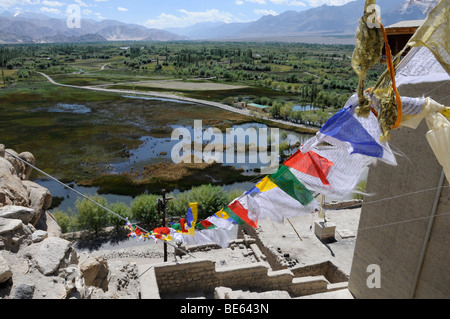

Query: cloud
left=254, top=9, right=278, bottom=15
left=117, top=6, right=128, bottom=12
left=305, top=0, right=355, bottom=6
left=95, top=12, right=106, bottom=20
left=0, top=0, right=38, bottom=8
left=270, top=0, right=307, bottom=6
left=74, top=0, right=89, bottom=7
left=41, top=0, right=64, bottom=6
left=143, top=9, right=240, bottom=29
left=234, top=0, right=267, bottom=4
left=40, top=6, right=61, bottom=14
left=246, top=0, right=267, bottom=3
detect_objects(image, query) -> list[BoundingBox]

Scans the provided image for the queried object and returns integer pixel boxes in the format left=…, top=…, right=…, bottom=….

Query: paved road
left=37, top=72, right=318, bottom=132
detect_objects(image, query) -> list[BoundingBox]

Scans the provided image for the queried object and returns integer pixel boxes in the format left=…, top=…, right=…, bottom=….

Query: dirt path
left=37, top=72, right=318, bottom=133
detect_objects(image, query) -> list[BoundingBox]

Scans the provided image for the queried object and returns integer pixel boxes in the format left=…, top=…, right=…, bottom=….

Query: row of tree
left=53, top=184, right=243, bottom=235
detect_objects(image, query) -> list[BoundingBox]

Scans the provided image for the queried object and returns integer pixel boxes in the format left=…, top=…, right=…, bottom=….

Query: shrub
left=53, top=210, right=78, bottom=233
left=108, top=202, right=132, bottom=232
left=130, top=194, right=160, bottom=228
left=76, top=195, right=109, bottom=235
left=167, top=184, right=229, bottom=220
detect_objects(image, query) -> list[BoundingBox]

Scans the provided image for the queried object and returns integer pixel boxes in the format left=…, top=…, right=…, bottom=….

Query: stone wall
left=151, top=258, right=336, bottom=298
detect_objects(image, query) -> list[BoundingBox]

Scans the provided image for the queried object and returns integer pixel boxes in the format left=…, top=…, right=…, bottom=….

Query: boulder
left=0, top=191, right=5, bottom=207
left=0, top=205, right=36, bottom=225
left=0, top=217, right=23, bottom=236
left=22, top=181, right=52, bottom=225
left=79, top=256, right=110, bottom=291
left=18, top=152, right=35, bottom=180
left=0, top=144, right=4, bottom=157
left=13, top=283, right=35, bottom=299
left=0, top=251, right=12, bottom=283
left=36, top=237, right=77, bottom=276
left=4, top=149, right=26, bottom=179
left=35, top=211, right=62, bottom=238
left=31, top=230, right=48, bottom=243
left=0, top=157, right=29, bottom=206
left=0, top=216, right=35, bottom=252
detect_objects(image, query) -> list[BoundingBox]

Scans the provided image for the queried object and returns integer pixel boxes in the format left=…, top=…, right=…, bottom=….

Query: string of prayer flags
left=125, top=220, right=155, bottom=242
left=152, top=227, right=173, bottom=241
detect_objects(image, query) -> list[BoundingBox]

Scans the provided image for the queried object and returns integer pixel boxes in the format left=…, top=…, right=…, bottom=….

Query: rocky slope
left=0, top=144, right=139, bottom=299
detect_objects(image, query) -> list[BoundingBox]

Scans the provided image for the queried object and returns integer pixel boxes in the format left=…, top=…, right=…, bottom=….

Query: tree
left=130, top=194, right=159, bottom=228
left=76, top=195, right=109, bottom=235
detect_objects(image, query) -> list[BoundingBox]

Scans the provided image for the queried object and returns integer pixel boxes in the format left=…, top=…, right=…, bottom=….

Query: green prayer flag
left=268, top=165, right=315, bottom=206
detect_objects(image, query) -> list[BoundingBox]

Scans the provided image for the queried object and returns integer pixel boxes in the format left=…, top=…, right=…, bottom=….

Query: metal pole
left=410, top=169, right=445, bottom=298
left=161, top=189, right=168, bottom=262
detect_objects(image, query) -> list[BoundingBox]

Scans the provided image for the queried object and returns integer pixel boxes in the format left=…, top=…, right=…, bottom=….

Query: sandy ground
left=112, top=80, right=248, bottom=91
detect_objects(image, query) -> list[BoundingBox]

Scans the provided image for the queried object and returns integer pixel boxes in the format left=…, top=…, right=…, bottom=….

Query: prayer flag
left=206, top=207, right=239, bottom=230
left=172, top=228, right=230, bottom=248
left=283, top=149, right=334, bottom=186
left=268, top=165, right=315, bottom=206
left=228, top=198, right=258, bottom=228
left=301, top=94, right=397, bottom=166
left=152, top=227, right=173, bottom=241
left=244, top=175, right=319, bottom=223
left=196, top=220, right=217, bottom=230
left=186, top=202, right=198, bottom=229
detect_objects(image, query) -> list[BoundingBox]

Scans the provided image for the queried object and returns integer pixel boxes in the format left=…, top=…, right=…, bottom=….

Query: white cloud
left=74, top=0, right=89, bottom=7
left=245, top=0, right=267, bottom=4
left=306, top=0, right=355, bottom=6
left=40, top=6, right=61, bottom=14
left=235, top=0, right=244, bottom=4
left=0, top=0, right=37, bottom=8
left=143, top=9, right=240, bottom=29
left=254, top=9, right=278, bottom=16
left=41, top=0, right=63, bottom=6
left=248, top=0, right=267, bottom=3
left=270, top=0, right=307, bottom=6
left=117, top=6, right=128, bottom=12
left=95, top=12, right=106, bottom=20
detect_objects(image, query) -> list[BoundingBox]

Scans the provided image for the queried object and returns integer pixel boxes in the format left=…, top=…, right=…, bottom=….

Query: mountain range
left=0, top=0, right=426, bottom=44
left=167, top=0, right=426, bottom=41
left=0, top=11, right=186, bottom=44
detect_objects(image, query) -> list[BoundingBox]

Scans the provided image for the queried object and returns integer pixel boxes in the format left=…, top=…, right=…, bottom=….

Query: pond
left=0, top=90, right=314, bottom=211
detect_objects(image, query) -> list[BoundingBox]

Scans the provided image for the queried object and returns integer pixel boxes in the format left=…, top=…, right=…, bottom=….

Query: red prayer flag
left=228, top=200, right=258, bottom=228
left=284, top=149, right=334, bottom=186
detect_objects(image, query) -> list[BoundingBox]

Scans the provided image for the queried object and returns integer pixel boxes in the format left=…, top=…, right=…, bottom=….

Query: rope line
left=4, top=150, right=194, bottom=258
left=356, top=211, right=450, bottom=232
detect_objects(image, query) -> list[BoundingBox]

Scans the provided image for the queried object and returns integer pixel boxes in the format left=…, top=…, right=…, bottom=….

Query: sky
left=0, top=0, right=357, bottom=29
